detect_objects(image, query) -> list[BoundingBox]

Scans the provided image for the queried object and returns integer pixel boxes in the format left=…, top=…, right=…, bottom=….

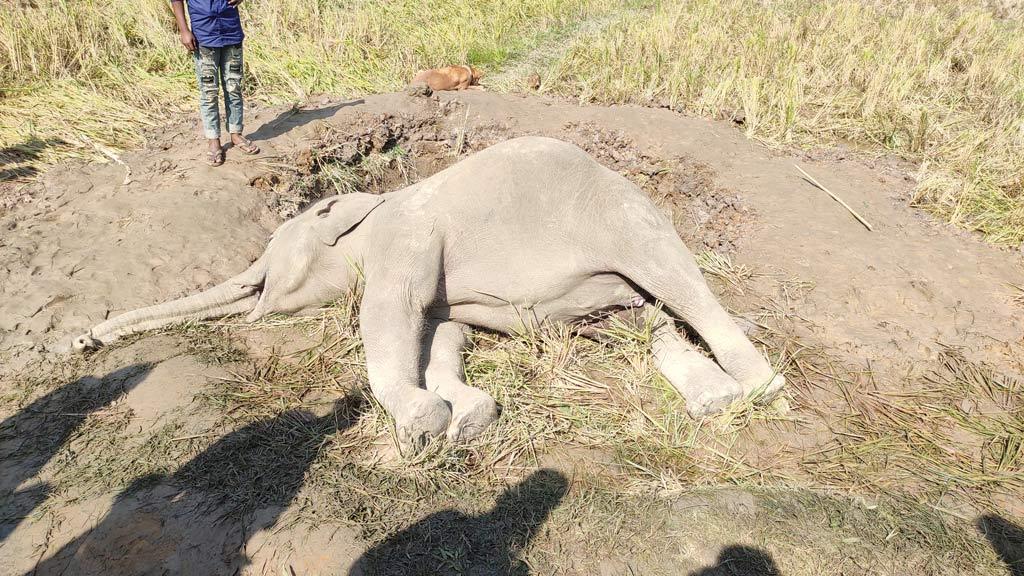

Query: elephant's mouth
left=245, top=286, right=271, bottom=323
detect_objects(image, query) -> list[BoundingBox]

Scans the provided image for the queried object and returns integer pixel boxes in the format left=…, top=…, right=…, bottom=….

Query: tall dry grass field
left=545, top=0, right=1024, bottom=244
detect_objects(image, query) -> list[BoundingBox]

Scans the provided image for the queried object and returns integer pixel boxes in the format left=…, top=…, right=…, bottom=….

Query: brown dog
left=410, top=65, right=483, bottom=91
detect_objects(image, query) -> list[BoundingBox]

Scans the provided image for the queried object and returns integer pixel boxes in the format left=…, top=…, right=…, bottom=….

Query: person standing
left=171, top=0, right=260, bottom=166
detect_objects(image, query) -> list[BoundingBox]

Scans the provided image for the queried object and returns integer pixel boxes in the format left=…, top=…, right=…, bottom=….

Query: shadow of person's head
left=481, top=468, right=570, bottom=552
left=977, top=514, right=1024, bottom=576
left=689, top=545, right=781, bottom=576
left=350, top=468, right=569, bottom=576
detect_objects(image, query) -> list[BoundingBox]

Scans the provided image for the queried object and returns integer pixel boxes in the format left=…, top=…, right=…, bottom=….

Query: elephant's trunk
left=72, top=258, right=267, bottom=353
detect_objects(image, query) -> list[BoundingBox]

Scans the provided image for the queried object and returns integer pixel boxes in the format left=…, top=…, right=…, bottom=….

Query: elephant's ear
left=313, top=193, right=385, bottom=246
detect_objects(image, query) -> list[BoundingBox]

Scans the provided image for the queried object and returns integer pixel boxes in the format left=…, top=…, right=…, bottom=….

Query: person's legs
left=221, top=43, right=259, bottom=154
left=194, top=46, right=224, bottom=165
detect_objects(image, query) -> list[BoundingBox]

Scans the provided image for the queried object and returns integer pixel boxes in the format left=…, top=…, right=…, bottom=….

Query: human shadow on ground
left=978, top=514, right=1024, bottom=576
left=0, top=137, right=63, bottom=181
left=29, top=395, right=362, bottom=575
left=349, top=468, right=569, bottom=576
left=0, top=363, right=153, bottom=544
left=246, top=99, right=365, bottom=143
left=688, top=545, right=782, bottom=576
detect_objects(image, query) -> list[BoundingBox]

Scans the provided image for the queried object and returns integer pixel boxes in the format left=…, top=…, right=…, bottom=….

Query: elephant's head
left=71, top=193, right=384, bottom=352
left=245, top=192, right=384, bottom=321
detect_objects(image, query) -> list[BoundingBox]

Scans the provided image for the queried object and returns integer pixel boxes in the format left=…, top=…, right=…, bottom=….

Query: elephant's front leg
left=360, top=291, right=451, bottom=456
left=423, top=320, right=498, bottom=442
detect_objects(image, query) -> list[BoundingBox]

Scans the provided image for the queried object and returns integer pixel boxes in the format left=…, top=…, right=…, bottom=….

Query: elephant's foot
left=685, top=381, right=744, bottom=418
left=393, top=388, right=451, bottom=456
left=655, top=350, right=743, bottom=418
left=739, top=373, right=786, bottom=403
left=680, top=362, right=744, bottom=418
left=445, top=387, right=499, bottom=442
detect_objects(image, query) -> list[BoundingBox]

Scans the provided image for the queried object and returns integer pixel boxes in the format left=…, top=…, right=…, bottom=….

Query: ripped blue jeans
left=193, top=44, right=244, bottom=139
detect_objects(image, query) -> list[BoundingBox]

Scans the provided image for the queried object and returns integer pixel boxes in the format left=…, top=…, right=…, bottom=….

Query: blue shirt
left=180, top=0, right=244, bottom=48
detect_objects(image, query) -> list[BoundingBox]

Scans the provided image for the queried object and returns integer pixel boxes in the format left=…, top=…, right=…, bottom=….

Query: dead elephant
left=72, top=137, right=784, bottom=454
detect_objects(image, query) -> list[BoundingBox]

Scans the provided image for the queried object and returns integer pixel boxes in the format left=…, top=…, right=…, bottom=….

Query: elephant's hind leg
left=582, top=306, right=743, bottom=417
left=619, top=235, right=784, bottom=401
left=424, top=320, right=499, bottom=442
left=645, top=306, right=743, bottom=417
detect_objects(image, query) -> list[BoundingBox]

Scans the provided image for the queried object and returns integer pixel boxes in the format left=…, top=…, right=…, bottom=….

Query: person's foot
left=230, top=133, right=260, bottom=155
left=206, top=138, right=224, bottom=167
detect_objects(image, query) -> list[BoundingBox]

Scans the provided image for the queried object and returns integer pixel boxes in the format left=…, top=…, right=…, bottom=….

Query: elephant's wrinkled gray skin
left=72, top=137, right=784, bottom=454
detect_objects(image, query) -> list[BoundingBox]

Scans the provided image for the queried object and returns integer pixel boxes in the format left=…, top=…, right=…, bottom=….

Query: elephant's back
left=407, top=136, right=645, bottom=217
left=383, top=135, right=673, bottom=264
left=410, top=137, right=672, bottom=308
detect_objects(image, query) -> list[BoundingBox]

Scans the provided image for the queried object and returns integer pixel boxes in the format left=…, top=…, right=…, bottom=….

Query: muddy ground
left=1, top=91, right=1023, bottom=575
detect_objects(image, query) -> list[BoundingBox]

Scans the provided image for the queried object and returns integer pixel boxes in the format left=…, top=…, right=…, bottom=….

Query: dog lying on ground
left=410, top=65, right=483, bottom=91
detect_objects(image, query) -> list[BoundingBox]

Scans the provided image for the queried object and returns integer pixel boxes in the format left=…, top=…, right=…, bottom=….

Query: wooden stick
left=794, top=164, right=873, bottom=231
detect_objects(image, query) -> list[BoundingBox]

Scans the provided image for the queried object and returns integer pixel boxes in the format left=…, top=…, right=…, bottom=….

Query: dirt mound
left=252, top=107, right=460, bottom=219
left=246, top=107, right=751, bottom=254
left=558, top=121, right=751, bottom=253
